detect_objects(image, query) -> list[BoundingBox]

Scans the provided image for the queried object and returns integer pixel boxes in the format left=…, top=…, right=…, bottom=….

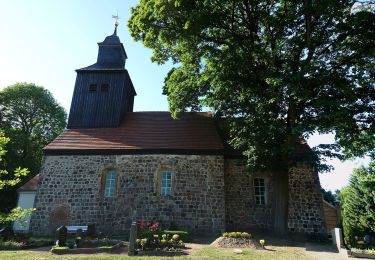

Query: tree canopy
left=320, top=188, right=340, bottom=205
left=0, top=131, right=29, bottom=190
left=129, top=0, right=375, bottom=171
left=0, top=130, right=34, bottom=225
left=0, top=83, right=67, bottom=211
left=341, top=160, right=375, bottom=247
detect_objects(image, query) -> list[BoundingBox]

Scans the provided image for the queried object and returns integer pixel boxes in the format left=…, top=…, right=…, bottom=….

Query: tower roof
left=77, top=26, right=127, bottom=71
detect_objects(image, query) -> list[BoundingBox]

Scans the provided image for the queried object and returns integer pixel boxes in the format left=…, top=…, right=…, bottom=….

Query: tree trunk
left=272, top=170, right=289, bottom=236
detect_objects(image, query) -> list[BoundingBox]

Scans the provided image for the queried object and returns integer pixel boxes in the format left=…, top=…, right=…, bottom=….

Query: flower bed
left=136, top=233, right=185, bottom=252
left=135, top=219, right=187, bottom=253
left=348, top=248, right=375, bottom=259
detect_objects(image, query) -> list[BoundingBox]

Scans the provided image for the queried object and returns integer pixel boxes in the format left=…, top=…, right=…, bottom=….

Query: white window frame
left=161, top=171, right=172, bottom=196
left=104, top=170, right=116, bottom=197
left=254, top=177, right=266, bottom=205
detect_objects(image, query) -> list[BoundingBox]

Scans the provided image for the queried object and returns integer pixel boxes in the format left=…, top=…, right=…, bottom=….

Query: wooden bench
left=66, top=225, right=88, bottom=234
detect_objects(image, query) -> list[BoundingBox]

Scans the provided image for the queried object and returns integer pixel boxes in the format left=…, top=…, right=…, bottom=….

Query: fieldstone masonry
left=287, top=164, right=326, bottom=236
left=224, top=159, right=274, bottom=231
left=30, top=154, right=225, bottom=235
left=224, top=160, right=326, bottom=238
left=30, top=154, right=326, bottom=237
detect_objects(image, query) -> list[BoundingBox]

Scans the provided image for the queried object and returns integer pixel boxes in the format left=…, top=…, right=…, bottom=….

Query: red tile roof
left=17, top=175, right=39, bottom=192
left=44, top=112, right=224, bottom=155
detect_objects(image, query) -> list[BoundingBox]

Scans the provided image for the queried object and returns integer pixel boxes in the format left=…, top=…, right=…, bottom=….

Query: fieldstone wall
left=224, top=159, right=274, bottom=231
left=30, top=154, right=225, bottom=235
left=287, top=164, right=326, bottom=237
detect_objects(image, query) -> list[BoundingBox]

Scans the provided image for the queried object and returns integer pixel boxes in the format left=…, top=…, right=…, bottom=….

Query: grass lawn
left=0, top=245, right=317, bottom=260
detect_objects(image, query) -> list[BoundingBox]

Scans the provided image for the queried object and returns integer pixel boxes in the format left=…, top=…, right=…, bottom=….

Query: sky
left=0, top=0, right=370, bottom=191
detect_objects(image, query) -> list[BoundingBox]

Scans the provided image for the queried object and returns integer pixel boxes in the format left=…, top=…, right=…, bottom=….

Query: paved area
left=304, top=242, right=348, bottom=259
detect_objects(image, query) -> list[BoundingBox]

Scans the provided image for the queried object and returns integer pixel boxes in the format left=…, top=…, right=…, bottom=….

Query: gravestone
left=87, top=224, right=95, bottom=239
left=76, top=228, right=83, bottom=237
left=75, top=228, right=83, bottom=248
left=0, top=227, right=14, bottom=241
left=56, top=225, right=68, bottom=247
left=364, top=235, right=375, bottom=246
left=332, top=228, right=344, bottom=252
left=128, top=221, right=138, bottom=256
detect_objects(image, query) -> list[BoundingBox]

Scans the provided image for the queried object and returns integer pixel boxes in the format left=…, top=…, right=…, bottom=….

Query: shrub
left=0, top=240, right=25, bottom=250
left=223, top=232, right=251, bottom=239
left=341, top=162, right=375, bottom=248
left=241, top=232, right=251, bottom=239
left=27, top=237, right=54, bottom=247
left=351, top=248, right=375, bottom=255
left=163, top=230, right=189, bottom=242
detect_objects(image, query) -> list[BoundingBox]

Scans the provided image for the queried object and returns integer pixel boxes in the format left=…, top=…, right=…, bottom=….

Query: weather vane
left=112, top=13, right=120, bottom=27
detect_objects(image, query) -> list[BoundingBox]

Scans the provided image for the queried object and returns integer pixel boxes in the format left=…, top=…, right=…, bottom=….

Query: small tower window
left=101, top=84, right=109, bottom=92
left=89, top=84, right=97, bottom=92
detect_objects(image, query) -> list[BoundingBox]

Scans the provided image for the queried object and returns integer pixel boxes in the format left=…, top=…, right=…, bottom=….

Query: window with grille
left=101, top=83, right=109, bottom=92
left=104, top=170, right=116, bottom=197
left=161, top=171, right=172, bottom=196
left=89, top=84, right=97, bottom=92
left=254, top=178, right=266, bottom=205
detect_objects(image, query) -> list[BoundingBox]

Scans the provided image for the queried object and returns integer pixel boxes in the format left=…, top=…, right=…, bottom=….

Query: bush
left=223, top=232, right=251, bottom=239
left=163, top=230, right=189, bottom=242
left=341, top=162, right=375, bottom=248
left=351, top=248, right=375, bottom=255
left=27, top=237, right=54, bottom=247
left=0, top=240, right=25, bottom=250
left=142, top=230, right=189, bottom=242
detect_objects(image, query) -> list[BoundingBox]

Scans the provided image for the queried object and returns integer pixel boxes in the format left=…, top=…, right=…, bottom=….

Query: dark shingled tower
left=67, top=25, right=136, bottom=128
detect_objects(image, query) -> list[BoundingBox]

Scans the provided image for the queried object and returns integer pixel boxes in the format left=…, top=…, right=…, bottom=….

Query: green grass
left=193, top=246, right=313, bottom=259
left=0, top=245, right=316, bottom=260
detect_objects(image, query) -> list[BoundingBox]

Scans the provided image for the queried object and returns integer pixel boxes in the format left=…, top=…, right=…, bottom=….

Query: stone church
left=29, top=26, right=326, bottom=237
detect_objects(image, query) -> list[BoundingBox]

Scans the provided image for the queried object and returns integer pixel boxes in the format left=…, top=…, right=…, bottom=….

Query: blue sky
left=0, top=0, right=370, bottom=191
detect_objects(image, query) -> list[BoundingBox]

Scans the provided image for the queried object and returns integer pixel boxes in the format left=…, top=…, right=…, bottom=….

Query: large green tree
left=129, top=0, right=374, bottom=234
left=0, top=130, right=34, bottom=226
left=0, top=83, right=67, bottom=211
left=341, top=161, right=375, bottom=247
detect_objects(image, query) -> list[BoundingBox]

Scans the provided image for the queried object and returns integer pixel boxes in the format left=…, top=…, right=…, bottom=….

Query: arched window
left=160, top=170, right=172, bottom=196
left=104, top=170, right=117, bottom=197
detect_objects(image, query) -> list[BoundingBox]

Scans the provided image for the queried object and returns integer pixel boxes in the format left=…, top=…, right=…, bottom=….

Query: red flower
left=150, top=222, right=159, bottom=231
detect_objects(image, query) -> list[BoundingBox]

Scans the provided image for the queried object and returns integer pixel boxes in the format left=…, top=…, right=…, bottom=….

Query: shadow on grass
left=264, top=247, right=277, bottom=252
left=304, top=242, right=339, bottom=253
left=190, top=234, right=219, bottom=245
left=136, top=250, right=189, bottom=257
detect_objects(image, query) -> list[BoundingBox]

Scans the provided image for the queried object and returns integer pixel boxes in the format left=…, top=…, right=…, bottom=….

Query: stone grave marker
left=57, top=225, right=68, bottom=247
left=87, top=224, right=95, bottom=239
left=128, top=221, right=138, bottom=256
left=0, top=226, right=14, bottom=241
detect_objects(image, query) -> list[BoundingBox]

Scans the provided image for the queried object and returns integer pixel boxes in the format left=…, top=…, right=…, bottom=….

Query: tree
left=0, top=130, right=34, bottom=226
left=341, top=161, right=375, bottom=247
left=129, top=0, right=374, bottom=234
left=0, top=131, right=29, bottom=190
left=0, top=83, right=67, bottom=211
left=321, top=188, right=340, bottom=205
